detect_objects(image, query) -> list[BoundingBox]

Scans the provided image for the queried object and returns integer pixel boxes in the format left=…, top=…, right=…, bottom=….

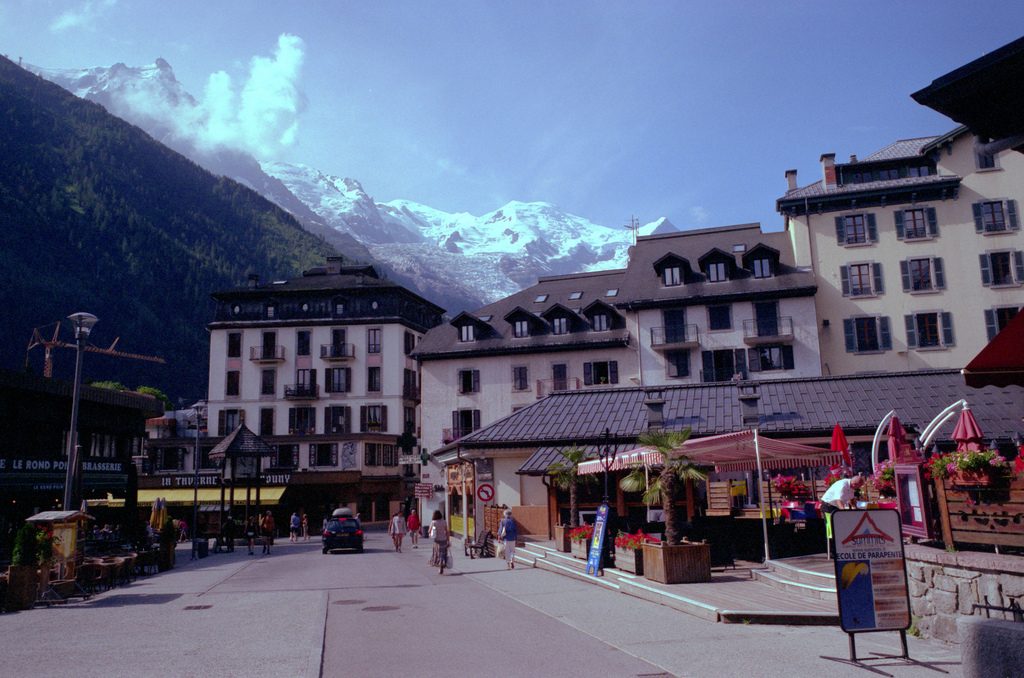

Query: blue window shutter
left=843, top=319, right=856, bottom=352
left=867, top=213, right=878, bottom=242
left=1015, top=251, right=1024, bottom=283
left=701, top=351, right=714, bottom=381
left=609, top=361, right=619, bottom=384
left=941, top=312, right=955, bottom=347
left=583, top=362, right=593, bottom=385
left=872, top=263, right=884, bottom=294
left=979, top=254, right=992, bottom=285
left=1009, top=200, right=1020, bottom=230
left=835, top=216, right=846, bottom=244
left=781, top=345, right=795, bottom=370
left=933, top=257, right=945, bottom=289
left=747, top=348, right=761, bottom=372
left=840, top=265, right=850, bottom=296
left=926, top=208, right=938, bottom=236
left=899, top=260, right=910, bottom=291
left=879, top=317, right=892, bottom=350
left=472, top=370, right=480, bottom=393
left=894, top=210, right=905, bottom=239
left=972, top=202, right=984, bottom=232
left=984, top=309, right=997, bottom=341
left=905, top=315, right=918, bottom=349
left=472, top=409, right=480, bottom=431
left=733, top=349, right=747, bottom=378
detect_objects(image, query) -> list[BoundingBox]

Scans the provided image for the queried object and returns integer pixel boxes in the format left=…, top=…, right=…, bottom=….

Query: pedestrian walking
left=427, top=510, right=450, bottom=574
left=260, top=511, right=276, bottom=554
left=498, top=508, right=518, bottom=569
left=406, top=509, right=421, bottom=548
left=223, top=515, right=235, bottom=553
left=388, top=509, right=407, bottom=552
left=246, top=516, right=257, bottom=555
left=289, top=512, right=301, bottom=543
left=301, top=513, right=309, bottom=541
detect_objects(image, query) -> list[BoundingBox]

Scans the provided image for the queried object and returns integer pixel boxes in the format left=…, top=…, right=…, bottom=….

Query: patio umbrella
left=951, top=407, right=985, bottom=452
left=830, top=424, right=853, bottom=469
left=148, top=499, right=160, bottom=529
left=887, top=416, right=908, bottom=461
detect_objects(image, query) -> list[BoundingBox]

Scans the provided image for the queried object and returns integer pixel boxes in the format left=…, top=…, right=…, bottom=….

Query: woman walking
left=301, top=513, right=309, bottom=541
left=498, top=509, right=518, bottom=569
left=388, top=509, right=407, bottom=552
left=245, top=516, right=257, bottom=555
left=406, top=509, right=421, bottom=549
left=427, top=510, right=450, bottom=574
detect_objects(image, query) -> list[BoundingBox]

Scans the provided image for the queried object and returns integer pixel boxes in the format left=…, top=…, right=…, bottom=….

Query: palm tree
left=619, top=428, right=705, bottom=545
left=548, top=446, right=593, bottom=527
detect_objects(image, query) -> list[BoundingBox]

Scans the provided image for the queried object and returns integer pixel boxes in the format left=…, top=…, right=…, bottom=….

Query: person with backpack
left=498, top=509, right=518, bottom=569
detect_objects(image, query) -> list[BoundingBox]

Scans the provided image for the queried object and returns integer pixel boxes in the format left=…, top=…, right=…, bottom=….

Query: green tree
left=136, top=385, right=172, bottom=411
left=619, top=429, right=705, bottom=545
left=548, top=446, right=596, bottom=528
left=89, top=380, right=128, bottom=391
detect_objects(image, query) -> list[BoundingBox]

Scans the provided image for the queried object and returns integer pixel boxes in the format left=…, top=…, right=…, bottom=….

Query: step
left=765, top=558, right=836, bottom=588
left=751, top=569, right=836, bottom=601
left=718, top=608, right=838, bottom=625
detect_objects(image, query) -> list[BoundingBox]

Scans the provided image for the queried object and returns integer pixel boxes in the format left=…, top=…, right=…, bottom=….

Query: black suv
left=322, top=516, right=364, bottom=553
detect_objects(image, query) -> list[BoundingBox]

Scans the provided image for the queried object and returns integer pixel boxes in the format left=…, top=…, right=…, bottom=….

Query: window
left=459, top=324, right=475, bottom=342
left=260, top=331, right=277, bottom=360
left=403, top=369, right=417, bottom=399
left=843, top=317, right=892, bottom=353
left=666, top=350, right=690, bottom=378
left=361, top=405, right=386, bottom=432
left=534, top=294, right=548, bottom=303
left=404, top=407, right=416, bottom=434
left=985, top=307, right=1020, bottom=340
left=381, top=444, right=397, bottom=467
left=404, top=331, right=416, bottom=355
left=310, top=443, right=337, bottom=468
left=896, top=208, right=936, bottom=240
left=841, top=262, right=884, bottom=297
left=272, top=444, right=297, bottom=469
left=364, top=443, right=380, bottom=466
left=512, top=366, right=529, bottom=391
left=266, top=304, right=276, bottom=319
left=835, top=213, right=878, bottom=245
left=701, top=349, right=745, bottom=382
left=706, top=261, right=727, bottom=282
left=583, top=360, right=618, bottom=386
left=288, top=407, right=316, bottom=435
left=663, top=266, right=681, bottom=286
left=335, top=301, right=345, bottom=316
left=513, top=319, right=530, bottom=338
left=748, top=345, right=794, bottom=372
left=227, top=332, right=241, bottom=358
left=458, top=369, right=480, bottom=394
left=260, top=369, right=276, bottom=396
left=296, top=330, right=311, bottom=356
left=605, top=289, right=618, bottom=297
left=325, top=367, right=351, bottom=393
left=551, top=317, right=568, bottom=335
left=551, top=364, right=567, bottom=391
left=900, top=257, right=945, bottom=292
left=325, top=406, right=351, bottom=434
left=367, top=328, right=382, bottom=354
left=976, top=151, right=997, bottom=170
left=662, top=308, right=687, bottom=343
left=568, top=291, right=583, bottom=300
left=707, top=304, right=731, bottom=330
left=752, top=258, right=772, bottom=279
left=225, top=370, right=240, bottom=397
left=259, top=408, right=274, bottom=436
left=905, top=312, right=954, bottom=350
left=218, top=409, right=241, bottom=436
left=973, top=200, right=1019, bottom=233
left=295, top=368, right=316, bottom=393
left=591, top=313, right=609, bottom=331
left=367, top=366, right=381, bottom=393
left=450, top=409, right=481, bottom=440
left=980, top=251, right=1023, bottom=286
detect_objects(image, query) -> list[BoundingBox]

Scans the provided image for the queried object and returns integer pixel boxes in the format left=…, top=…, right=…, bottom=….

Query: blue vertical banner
left=586, top=502, right=610, bottom=576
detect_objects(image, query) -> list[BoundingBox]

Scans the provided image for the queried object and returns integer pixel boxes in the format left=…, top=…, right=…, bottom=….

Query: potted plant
left=871, top=459, right=897, bottom=499
left=548, top=446, right=594, bottom=552
left=568, top=525, right=592, bottom=560
left=927, top=449, right=1010, bottom=487
left=6, top=523, right=43, bottom=610
left=773, top=474, right=809, bottom=501
left=613, top=530, right=651, bottom=575
left=620, top=428, right=710, bottom=584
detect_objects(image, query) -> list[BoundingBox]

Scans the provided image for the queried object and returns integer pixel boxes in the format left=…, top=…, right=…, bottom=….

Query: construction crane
left=26, top=322, right=166, bottom=378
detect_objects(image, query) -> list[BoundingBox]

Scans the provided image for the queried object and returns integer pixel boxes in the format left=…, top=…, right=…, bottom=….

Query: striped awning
left=577, top=447, right=660, bottom=475
left=679, top=430, right=841, bottom=472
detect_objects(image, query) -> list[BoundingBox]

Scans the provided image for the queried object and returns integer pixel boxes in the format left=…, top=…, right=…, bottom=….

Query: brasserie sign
left=0, top=457, right=127, bottom=473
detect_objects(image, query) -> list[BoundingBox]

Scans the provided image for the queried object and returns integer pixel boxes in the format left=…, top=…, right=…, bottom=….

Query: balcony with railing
left=650, top=324, right=699, bottom=351
left=284, top=384, right=320, bottom=400
left=403, top=384, right=421, bottom=402
left=320, top=343, right=355, bottom=361
left=742, top=316, right=794, bottom=345
left=535, top=377, right=582, bottom=399
left=249, top=345, right=285, bottom=362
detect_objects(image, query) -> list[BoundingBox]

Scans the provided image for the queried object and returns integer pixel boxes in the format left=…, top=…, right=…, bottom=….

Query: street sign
left=398, top=455, right=418, bottom=466
left=832, top=509, right=911, bottom=633
left=476, top=483, right=494, bottom=502
left=414, top=483, right=433, bottom=498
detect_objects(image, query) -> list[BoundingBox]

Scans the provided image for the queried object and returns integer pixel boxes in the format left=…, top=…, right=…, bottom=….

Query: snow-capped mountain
left=29, top=57, right=667, bottom=308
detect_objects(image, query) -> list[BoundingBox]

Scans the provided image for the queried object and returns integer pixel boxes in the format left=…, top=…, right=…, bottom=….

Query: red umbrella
left=831, top=424, right=853, bottom=468
left=887, top=416, right=908, bottom=461
left=951, top=407, right=985, bottom=452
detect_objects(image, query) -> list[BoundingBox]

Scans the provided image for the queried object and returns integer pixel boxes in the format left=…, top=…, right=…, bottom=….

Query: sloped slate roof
left=861, top=137, right=939, bottom=161
left=781, top=173, right=958, bottom=200
left=458, top=370, right=1022, bottom=448
left=518, top=443, right=639, bottom=475
left=209, top=424, right=277, bottom=459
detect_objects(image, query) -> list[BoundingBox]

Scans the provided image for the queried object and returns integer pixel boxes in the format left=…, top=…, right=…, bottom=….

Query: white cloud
left=689, top=205, right=709, bottom=224
left=50, top=0, right=117, bottom=33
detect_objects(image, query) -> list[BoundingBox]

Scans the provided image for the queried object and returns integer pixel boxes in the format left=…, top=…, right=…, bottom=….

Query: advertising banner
left=585, top=502, right=610, bottom=576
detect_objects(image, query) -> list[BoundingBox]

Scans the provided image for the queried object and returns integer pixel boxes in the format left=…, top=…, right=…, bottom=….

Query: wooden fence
left=934, top=477, right=1024, bottom=549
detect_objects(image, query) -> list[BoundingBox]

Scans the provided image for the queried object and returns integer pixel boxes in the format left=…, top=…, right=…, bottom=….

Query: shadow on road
left=76, top=593, right=183, bottom=607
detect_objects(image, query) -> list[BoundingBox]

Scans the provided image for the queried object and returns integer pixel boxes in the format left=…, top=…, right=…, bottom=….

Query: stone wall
left=905, top=544, right=1024, bottom=643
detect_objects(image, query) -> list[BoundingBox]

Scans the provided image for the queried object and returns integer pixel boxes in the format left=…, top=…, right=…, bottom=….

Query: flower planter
left=570, top=539, right=589, bottom=560
left=615, top=547, right=643, bottom=575
left=553, top=525, right=571, bottom=553
left=5, top=565, right=38, bottom=611
left=641, top=542, right=711, bottom=584
left=951, top=470, right=994, bottom=487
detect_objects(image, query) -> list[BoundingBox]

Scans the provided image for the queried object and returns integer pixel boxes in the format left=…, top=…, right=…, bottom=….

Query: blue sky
left=2, top=2, right=1023, bottom=231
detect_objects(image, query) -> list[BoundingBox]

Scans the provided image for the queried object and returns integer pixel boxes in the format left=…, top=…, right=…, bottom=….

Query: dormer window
left=551, top=317, right=568, bottom=335
left=592, top=314, right=609, bottom=331
left=706, top=262, right=727, bottom=282
left=513, top=319, right=530, bottom=338
left=459, top=324, right=475, bottom=342
left=663, top=266, right=682, bottom=286
left=752, top=258, right=772, bottom=279
left=266, top=304, right=277, bottom=319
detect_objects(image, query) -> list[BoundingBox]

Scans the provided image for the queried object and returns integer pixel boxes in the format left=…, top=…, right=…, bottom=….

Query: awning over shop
left=578, top=448, right=660, bottom=475
left=676, top=430, right=840, bottom=472
left=963, top=310, right=1024, bottom=388
left=123, top=487, right=287, bottom=507
left=516, top=444, right=638, bottom=476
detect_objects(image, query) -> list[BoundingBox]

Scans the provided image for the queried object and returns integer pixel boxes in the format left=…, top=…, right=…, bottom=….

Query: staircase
left=752, top=555, right=837, bottom=601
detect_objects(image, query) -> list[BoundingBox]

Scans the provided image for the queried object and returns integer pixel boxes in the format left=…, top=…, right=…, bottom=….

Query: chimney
left=820, top=153, right=836, bottom=189
left=326, top=256, right=344, bottom=275
left=247, top=273, right=260, bottom=288
left=644, top=388, right=666, bottom=430
left=737, top=382, right=760, bottom=429
left=849, top=154, right=857, bottom=164
left=785, top=169, right=798, bottom=192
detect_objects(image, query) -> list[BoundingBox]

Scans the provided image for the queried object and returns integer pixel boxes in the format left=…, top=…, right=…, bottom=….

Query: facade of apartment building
left=180, top=258, right=444, bottom=523
left=778, top=127, right=1023, bottom=376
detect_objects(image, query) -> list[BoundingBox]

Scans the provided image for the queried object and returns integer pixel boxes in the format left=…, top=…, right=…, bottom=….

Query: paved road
left=0, top=531, right=964, bottom=677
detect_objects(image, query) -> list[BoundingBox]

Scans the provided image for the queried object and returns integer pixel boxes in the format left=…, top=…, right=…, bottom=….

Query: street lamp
left=598, top=428, right=617, bottom=503
left=190, top=403, right=207, bottom=561
left=63, top=312, right=99, bottom=510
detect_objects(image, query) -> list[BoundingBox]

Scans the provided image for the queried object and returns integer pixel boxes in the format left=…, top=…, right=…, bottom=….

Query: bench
left=464, top=529, right=493, bottom=559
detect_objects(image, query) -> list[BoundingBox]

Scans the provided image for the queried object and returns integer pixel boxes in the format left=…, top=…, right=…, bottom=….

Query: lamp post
left=190, top=403, right=206, bottom=561
left=598, top=428, right=617, bottom=503
left=62, top=312, right=98, bottom=511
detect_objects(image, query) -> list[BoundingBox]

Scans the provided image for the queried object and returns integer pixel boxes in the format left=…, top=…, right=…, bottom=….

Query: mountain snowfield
left=29, top=58, right=675, bottom=306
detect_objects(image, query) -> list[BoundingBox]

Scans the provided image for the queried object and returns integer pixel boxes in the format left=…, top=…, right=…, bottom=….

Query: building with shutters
left=777, top=127, right=1023, bottom=376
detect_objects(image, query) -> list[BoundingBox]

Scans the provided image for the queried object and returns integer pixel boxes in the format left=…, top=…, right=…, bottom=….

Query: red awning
left=678, top=430, right=841, bottom=472
left=963, top=311, right=1024, bottom=388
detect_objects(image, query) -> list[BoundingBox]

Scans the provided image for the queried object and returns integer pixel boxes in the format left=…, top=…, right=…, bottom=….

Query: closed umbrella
left=830, top=424, right=853, bottom=469
left=887, top=416, right=908, bottom=461
left=951, top=407, right=985, bottom=452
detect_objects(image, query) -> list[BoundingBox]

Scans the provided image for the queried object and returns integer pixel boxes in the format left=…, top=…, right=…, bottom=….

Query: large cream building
left=778, top=126, right=1022, bottom=376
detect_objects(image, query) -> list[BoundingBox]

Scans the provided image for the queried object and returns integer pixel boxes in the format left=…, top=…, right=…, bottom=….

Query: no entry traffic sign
left=476, top=483, right=494, bottom=502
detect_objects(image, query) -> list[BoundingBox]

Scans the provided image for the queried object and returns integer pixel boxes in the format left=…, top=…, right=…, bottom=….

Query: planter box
left=570, top=539, right=589, bottom=560
left=5, top=565, right=38, bottom=611
left=641, top=542, right=711, bottom=584
left=553, top=525, right=571, bottom=553
left=951, top=470, right=995, bottom=487
left=615, top=547, right=643, bottom=575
